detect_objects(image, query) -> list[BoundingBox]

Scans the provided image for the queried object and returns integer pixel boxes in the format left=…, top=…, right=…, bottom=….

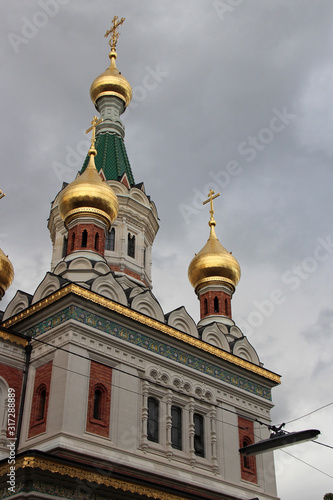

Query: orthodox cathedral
left=0, top=18, right=281, bottom=500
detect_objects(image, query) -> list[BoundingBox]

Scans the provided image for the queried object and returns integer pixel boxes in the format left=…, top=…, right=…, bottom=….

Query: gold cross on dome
left=86, top=116, right=103, bottom=149
left=203, top=189, right=220, bottom=221
left=0, top=190, right=5, bottom=200
left=104, top=16, right=126, bottom=52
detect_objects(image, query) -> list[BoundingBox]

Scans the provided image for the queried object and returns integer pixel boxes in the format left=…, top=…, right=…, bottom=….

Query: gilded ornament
left=2, top=283, right=280, bottom=384
left=0, top=191, right=14, bottom=298
left=14, top=455, right=186, bottom=500
left=188, top=189, right=241, bottom=292
left=90, top=18, right=132, bottom=107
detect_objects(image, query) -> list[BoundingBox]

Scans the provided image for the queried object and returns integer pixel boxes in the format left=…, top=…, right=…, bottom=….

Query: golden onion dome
left=90, top=51, right=132, bottom=108
left=58, top=148, right=119, bottom=229
left=188, top=220, right=241, bottom=293
left=0, top=248, right=14, bottom=299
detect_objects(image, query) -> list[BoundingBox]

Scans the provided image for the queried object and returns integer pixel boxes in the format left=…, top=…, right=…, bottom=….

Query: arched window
left=105, top=228, right=115, bottom=251
left=171, top=405, right=182, bottom=450
left=194, top=413, right=204, bottom=457
left=93, top=388, right=103, bottom=420
left=35, top=384, right=47, bottom=422
left=147, top=397, right=159, bottom=442
left=81, top=230, right=88, bottom=248
left=62, top=237, right=68, bottom=257
left=204, top=298, right=208, bottom=315
left=94, top=232, right=99, bottom=251
left=71, top=232, right=75, bottom=251
left=37, top=388, right=46, bottom=421
left=242, top=438, right=251, bottom=469
left=128, top=233, right=135, bottom=258
left=214, top=296, right=219, bottom=313
left=143, top=247, right=146, bottom=268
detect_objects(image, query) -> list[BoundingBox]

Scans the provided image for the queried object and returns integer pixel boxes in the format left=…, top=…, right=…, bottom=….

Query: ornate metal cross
left=104, top=16, right=126, bottom=52
left=0, top=190, right=5, bottom=200
left=86, top=116, right=103, bottom=149
left=203, top=189, right=220, bottom=221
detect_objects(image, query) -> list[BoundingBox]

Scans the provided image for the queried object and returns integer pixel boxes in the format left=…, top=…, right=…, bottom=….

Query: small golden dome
left=188, top=220, right=241, bottom=292
left=90, top=51, right=132, bottom=108
left=0, top=248, right=14, bottom=299
left=58, top=148, right=119, bottom=228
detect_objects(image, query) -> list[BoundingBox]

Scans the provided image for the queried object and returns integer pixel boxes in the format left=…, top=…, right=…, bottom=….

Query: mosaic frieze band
left=25, top=306, right=272, bottom=400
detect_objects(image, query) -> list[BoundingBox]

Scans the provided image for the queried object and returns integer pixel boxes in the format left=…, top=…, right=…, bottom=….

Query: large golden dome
left=0, top=248, right=14, bottom=299
left=58, top=149, right=119, bottom=228
left=90, top=51, right=132, bottom=108
left=188, top=220, right=241, bottom=292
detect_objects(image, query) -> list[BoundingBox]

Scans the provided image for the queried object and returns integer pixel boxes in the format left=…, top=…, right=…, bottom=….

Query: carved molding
left=2, top=283, right=280, bottom=384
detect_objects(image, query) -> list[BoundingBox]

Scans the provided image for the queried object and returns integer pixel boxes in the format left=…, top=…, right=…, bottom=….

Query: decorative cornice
left=1, top=455, right=186, bottom=500
left=25, top=305, right=272, bottom=400
left=1, top=283, right=280, bottom=384
left=0, top=328, right=28, bottom=347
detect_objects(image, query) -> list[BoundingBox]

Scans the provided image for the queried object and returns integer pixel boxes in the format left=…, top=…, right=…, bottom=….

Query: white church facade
left=0, top=18, right=280, bottom=500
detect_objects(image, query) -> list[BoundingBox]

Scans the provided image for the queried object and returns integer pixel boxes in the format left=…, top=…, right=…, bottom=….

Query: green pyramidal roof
left=81, top=132, right=135, bottom=186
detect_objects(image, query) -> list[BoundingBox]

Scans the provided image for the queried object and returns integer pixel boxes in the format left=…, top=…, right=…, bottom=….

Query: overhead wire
left=279, top=449, right=333, bottom=480
left=285, top=401, right=333, bottom=425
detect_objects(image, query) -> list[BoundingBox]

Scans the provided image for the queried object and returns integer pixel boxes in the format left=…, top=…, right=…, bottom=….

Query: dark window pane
left=93, top=389, right=102, bottom=420
left=37, top=389, right=46, bottom=421
left=62, top=237, right=68, bottom=258
left=214, top=296, right=219, bottom=313
left=147, top=397, right=159, bottom=442
left=81, top=230, right=88, bottom=248
left=194, top=413, right=204, bottom=457
left=128, top=233, right=135, bottom=258
left=171, top=406, right=182, bottom=450
left=106, top=228, right=115, bottom=251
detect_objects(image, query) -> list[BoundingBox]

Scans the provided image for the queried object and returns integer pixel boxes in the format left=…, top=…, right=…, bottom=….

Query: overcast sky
left=2, top=1, right=333, bottom=498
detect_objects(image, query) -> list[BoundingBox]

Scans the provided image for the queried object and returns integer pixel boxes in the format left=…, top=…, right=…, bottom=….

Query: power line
left=285, top=401, right=333, bottom=424
left=279, top=449, right=333, bottom=480
left=312, top=440, right=333, bottom=451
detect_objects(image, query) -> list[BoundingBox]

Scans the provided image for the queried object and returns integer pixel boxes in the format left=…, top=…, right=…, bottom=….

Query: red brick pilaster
left=28, top=361, right=53, bottom=438
left=238, top=416, right=257, bottom=483
left=86, top=361, right=112, bottom=437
